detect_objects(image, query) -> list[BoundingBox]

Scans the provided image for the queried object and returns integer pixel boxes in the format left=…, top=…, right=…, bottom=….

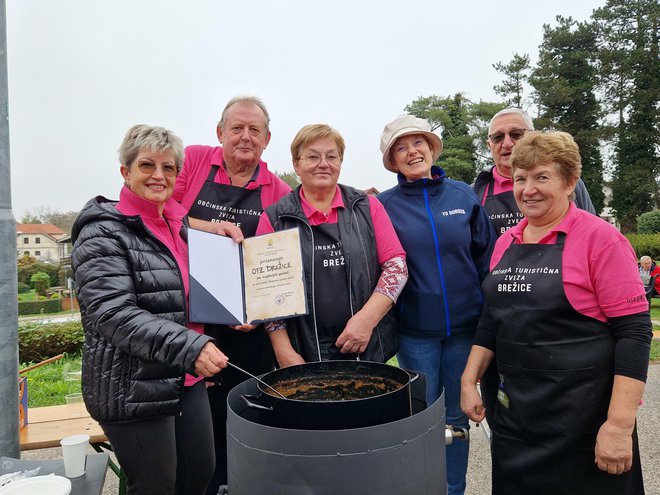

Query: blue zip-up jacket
left=378, top=166, right=495, bottom=337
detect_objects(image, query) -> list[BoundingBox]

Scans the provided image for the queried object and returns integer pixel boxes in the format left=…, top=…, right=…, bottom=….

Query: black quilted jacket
left=71, top=196, right=213, bottom=423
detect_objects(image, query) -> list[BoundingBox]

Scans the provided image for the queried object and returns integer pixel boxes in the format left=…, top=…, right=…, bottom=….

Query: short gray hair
left=218, top=95, right=270, bottom=134
left=118, top=125, right=185, bottom=172
left=488, top=107, right=535, bottom=135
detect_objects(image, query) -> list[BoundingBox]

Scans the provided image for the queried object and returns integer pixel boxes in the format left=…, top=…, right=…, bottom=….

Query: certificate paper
left=188, top=227, right=307, bottom=325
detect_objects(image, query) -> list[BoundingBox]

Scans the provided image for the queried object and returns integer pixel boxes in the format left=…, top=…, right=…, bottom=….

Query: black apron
left=483, top=178, right=524, bottom=238
left=189, top=163, right=274, bottom=383
left=483, top=233, right=643, bottom=495
left=480, top=179, right=524, bottom=423
left=188, top=164, right=264, bottom=237
left=311, top=223, right=356, bottom=361
left=190, top=164, right=276, bottom=491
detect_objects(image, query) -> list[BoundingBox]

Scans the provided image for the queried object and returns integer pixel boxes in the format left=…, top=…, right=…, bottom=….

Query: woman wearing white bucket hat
left=377, top=115, right=496, bottom=495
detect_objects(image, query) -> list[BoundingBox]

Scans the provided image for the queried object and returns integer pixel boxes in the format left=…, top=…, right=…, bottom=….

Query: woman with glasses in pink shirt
left=256, top=124, right=408, bottom=365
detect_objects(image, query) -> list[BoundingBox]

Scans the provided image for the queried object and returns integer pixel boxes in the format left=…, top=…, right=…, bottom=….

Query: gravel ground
left=23, top=364, right=660, bottom=495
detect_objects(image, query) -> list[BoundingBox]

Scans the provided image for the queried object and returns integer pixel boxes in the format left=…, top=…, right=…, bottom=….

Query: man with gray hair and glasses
left=473, top=107, right=595, bottom=237
left=471, top=107, right=596, bottom=436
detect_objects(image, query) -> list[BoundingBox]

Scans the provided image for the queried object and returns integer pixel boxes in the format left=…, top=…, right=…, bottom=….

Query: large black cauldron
left=241, top=360, right=417, bottom=429
left=227, top=376, right=447, bottom=494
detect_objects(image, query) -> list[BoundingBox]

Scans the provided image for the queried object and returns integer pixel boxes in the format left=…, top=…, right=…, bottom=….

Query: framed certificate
left=188, top=227, right=308, bottom=325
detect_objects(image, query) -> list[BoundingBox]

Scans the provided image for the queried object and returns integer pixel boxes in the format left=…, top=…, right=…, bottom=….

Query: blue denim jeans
left=397, top=331, right=472, bottom=495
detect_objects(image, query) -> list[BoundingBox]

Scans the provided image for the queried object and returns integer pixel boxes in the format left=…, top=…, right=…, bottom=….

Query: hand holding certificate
left=188, top=227, right=308, bottom=325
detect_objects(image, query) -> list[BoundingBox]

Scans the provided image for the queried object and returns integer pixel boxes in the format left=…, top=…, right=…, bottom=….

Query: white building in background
left=600, top=184, right=619, bottom=229
left=16, top=223, right=67, bottom=262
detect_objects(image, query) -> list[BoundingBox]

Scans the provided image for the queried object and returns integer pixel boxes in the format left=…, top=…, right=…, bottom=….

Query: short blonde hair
left=511, top=131, right=582, bottom=184
left=290, top=124, right=345, bottom=162
left=118, top=124, right=184, bottom=172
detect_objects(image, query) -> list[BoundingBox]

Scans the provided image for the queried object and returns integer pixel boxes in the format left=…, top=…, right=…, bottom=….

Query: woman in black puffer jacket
left=72, top=125, right=234, bottom=495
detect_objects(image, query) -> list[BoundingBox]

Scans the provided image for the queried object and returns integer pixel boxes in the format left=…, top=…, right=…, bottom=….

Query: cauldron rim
left=257, top=359, right=412, bottom=403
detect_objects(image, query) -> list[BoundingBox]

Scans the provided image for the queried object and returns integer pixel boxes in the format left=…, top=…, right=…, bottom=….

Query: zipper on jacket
left=140, top=216, right=189, bottom=410
left=423, top=183, right=452, bottom=336
left=349, top=196, right=376, bottom=362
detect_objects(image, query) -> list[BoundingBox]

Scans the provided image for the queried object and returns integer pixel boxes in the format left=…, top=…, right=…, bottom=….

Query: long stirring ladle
left=227, top=362, right=287, bottom=399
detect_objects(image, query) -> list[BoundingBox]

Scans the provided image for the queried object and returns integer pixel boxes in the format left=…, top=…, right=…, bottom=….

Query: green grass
left=22, top=353, right=82, bottom=408
left=17, top=290, right=38, bottom=302
left=650, top=297, right=660, bottom=322
left=651, top=340, right=660, bottom=363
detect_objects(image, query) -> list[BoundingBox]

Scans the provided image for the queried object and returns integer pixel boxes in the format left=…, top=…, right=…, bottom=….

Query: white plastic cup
left=65, top=392, right=83, bottom=404
left=64, top=393, right=85, bottom=417
left=60, top=434, right=89, bottom=478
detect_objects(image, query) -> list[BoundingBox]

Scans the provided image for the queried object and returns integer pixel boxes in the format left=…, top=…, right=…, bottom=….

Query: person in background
left=71, top=125, right=229, bottom=495
left=461, top=131, right=650, bottom=495
left=639, top=255, right=660, bottom=296
left=172, top=95, right=291, bottom=493
left=472, top=107, right=597, bottom=427
left=473, top=107, right=595, bottom=237
left=377, top=115, right=496, bottom=495
left=256, top=124, right=407, bottom=364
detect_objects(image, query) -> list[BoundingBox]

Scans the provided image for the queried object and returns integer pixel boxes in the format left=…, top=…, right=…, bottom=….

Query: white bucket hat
left=380, top=115, right=443, bottom=173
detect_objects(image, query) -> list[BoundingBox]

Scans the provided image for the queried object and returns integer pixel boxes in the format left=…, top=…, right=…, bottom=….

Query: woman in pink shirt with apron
left=461, top=131, right=650, bottom=495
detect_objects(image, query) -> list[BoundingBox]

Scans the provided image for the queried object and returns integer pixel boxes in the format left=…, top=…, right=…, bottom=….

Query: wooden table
left=1, top=454, right=109, bottom=495
left=19, top=403, right=126, bottom=494
left=20, top=403, right=107, bottom=451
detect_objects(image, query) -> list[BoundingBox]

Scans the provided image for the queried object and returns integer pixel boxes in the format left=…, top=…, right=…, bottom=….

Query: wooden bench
left=20, top=403, right=126, bottom=494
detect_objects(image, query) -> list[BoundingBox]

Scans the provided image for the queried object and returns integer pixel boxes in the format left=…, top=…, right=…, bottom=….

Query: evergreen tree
left=493, top=53, right=532, bottom=109
left=529, top=16, right=605, bottom=213
left=592, top=0, right=659, bottom=232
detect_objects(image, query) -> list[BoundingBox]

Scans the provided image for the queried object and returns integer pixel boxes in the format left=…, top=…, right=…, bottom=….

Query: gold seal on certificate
left=188, top=227, right=308, bottom=326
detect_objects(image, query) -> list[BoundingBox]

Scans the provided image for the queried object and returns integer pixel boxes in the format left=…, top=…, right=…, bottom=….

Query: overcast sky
left=7, top=0, right=605, bottom=219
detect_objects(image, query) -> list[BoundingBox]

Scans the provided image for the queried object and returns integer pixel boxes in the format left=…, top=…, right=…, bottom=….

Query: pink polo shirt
left=173, top=145, right=292, bottom=213
left=492, top=203, right=648, bottom=321
left=116, top=186, right=205, bottom=386
left=256, top=187, right=405, bottom=264
left=480, top=166, right=513, bottom=204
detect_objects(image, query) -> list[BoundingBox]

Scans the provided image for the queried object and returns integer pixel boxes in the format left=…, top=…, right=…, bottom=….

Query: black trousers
left=204, top=324, right=275, bottom=494
left=101, top=380, right=214, bottom=495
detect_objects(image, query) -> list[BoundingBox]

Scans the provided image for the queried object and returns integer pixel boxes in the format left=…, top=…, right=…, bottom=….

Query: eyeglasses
left=136, top=162, right=178, bottom=177
left=299, top=153, right=341, bottom=166
left=488, top=128, right=529, bottom=144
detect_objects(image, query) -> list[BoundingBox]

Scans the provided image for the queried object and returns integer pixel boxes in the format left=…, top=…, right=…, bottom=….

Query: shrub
left=638, top=210, right=660, bottom=234
left=31, top=271, right=51, bottom=296
left=18, top=320, right=84, bottom=364
left=625, top=234, right=660, bottom=261
left=18, top=260, right=60, bottom=287
left=17, top=282, right=30, bottom=294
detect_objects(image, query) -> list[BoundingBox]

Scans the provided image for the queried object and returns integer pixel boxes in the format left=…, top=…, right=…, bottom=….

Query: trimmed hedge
left=18, top=320, right=84, bottom=364
left=625, top=234, right=660, bottom=261
left=18, top=298, right=62, bottom=316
